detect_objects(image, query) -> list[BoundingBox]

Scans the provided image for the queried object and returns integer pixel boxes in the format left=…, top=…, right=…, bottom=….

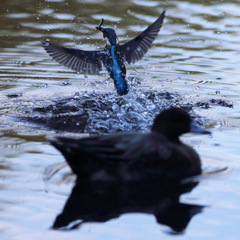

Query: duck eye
left=104, top=32, right=108, bottom=38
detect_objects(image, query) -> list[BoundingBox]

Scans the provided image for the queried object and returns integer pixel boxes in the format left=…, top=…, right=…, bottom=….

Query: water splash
left=11, top=87, right=181, bottom=134
left=2, top=76, right=232, bottom=134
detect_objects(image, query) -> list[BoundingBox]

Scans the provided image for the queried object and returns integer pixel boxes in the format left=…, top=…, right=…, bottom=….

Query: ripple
left=202, top=157, right=229, bottom=177
left=52, top=13, right=75, bottom=20
left=6, top=13, right=32, bottom=19
left=132, top=0, right=159, bottom=7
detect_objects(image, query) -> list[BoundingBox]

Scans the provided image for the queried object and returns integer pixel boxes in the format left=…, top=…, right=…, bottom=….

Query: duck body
left=51, top=132, right=201, bottom=181
left=42, top=10, right=165, bottom=95
left=50, top=108, right=210, bottom=182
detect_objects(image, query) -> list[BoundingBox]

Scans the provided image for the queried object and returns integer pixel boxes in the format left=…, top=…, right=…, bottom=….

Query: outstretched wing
left=119, top=10, right=165, bottom=64
left=42, top=40, right=102, bottom=75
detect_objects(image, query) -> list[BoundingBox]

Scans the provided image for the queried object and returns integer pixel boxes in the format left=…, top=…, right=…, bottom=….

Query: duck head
left=151, top=108, right=210, bottom=142
left=96, top=18, right=118, bottom=46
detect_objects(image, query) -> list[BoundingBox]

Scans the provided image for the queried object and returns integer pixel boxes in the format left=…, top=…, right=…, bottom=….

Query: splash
left=18, top=87, right=182, bottom=134
left=1, top=77, right=232, bottom=134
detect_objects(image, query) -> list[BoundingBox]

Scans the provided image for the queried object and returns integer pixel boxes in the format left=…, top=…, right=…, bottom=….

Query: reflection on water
left=53, top=180, right=203, bottom=232
left=1, top=0, right=240, bottom=239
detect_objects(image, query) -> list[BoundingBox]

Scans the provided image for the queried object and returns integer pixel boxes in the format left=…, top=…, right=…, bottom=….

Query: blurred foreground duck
left=50, top=108, right=210, bottom=181
left=42, top=10, right=165, bottom=95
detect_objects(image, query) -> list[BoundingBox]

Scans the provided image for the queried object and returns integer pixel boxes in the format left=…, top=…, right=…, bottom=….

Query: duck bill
left=190, top=123, right=211, bottom=134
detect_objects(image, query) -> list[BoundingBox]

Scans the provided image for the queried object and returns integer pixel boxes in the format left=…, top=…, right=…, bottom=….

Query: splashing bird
left=42, top=10, right=165, bottom=95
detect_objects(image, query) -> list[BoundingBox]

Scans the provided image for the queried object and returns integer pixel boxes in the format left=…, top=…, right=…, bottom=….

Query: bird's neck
left=105, top=36, right=118, bottom=46
left=152, top=130, right=180, bottom=144
left=167, top=136, right=181, bottom=144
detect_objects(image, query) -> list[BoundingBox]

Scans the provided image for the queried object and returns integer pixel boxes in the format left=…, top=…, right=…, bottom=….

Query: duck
left=42, top=10, right=165, bottom=96
left=50, top=108, right=210, bottom=181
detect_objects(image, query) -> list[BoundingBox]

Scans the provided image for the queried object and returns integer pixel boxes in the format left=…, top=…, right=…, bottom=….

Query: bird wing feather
left=42, top=40, right=102, bottom=75
left=118, top=10, right=165, bottom=64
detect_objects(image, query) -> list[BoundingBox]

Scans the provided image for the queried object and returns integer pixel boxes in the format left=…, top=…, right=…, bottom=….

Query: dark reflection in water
left=53, top=180, right=204, bottom=233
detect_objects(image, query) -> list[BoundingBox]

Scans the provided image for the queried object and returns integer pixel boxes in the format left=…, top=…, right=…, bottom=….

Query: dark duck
left=42, top=10, right=165, bottom=95
left=50, top=108, right=210, bottom=181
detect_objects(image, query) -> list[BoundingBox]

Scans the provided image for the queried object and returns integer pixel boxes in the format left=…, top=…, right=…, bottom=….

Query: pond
left=1, top=0, right=240, bottom=239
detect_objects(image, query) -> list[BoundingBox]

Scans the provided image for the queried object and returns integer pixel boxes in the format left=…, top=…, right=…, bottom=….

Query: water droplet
left=60, top=80, right=70, bottom=86
left=195, top=86, right=200, bottom=90
left=179, top=38, right=182, bottom=41
left=86, top=36, right=90, bottom=40
left=112, top=103, right=119, bottom=111
left=44, top=83, right=48, bottom=88
left=73, top=92, right=80, bottom=99
left=216, top=91, right=220, bottom=95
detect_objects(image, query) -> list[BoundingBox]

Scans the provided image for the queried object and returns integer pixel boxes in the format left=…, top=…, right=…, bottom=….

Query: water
left=1, top=0, right=240, bottom=239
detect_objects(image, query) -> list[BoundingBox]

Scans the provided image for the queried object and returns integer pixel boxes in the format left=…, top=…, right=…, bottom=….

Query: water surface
left=1, top=0, right=240, bottom=239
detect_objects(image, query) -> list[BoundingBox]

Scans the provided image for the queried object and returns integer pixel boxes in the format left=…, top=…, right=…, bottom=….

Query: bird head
left=96, top=19, right=118, bottom=46
left=151, top=108, right=210, bottom=142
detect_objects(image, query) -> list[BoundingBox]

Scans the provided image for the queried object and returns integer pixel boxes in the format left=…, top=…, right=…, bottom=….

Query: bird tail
left=49, top=137, right=108, bottom=179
